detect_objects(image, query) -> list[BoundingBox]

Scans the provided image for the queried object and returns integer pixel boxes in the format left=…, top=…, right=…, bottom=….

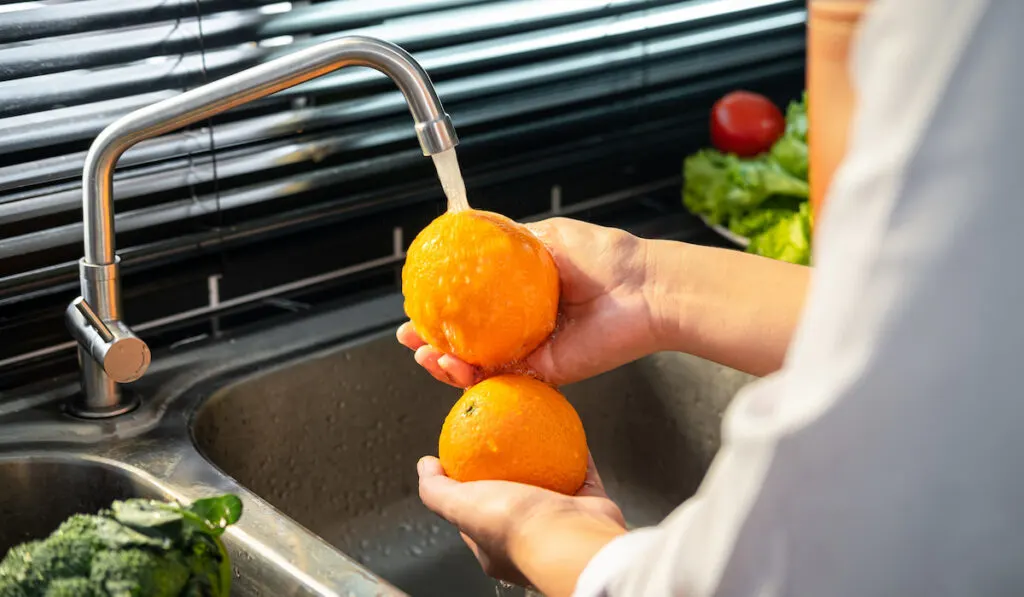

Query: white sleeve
left=577, top=0, right=1024, bottom=595
left=572, top=529, right=661, bottom=597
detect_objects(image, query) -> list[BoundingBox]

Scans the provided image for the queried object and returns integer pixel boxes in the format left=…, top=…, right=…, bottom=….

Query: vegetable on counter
left=710, top=90, right=786, bottom=157
left=683, top=91, right=812, bottom=265
left=0, top=494, right=242, bottom=597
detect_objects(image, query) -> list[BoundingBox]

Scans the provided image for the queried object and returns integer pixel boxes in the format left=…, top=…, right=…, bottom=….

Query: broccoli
left=0, top=495, right=242, bottom=597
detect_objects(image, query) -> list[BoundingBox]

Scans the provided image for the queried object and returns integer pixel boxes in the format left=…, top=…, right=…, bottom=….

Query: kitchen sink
left=193, top=330, right=754, bottom=596
left=0, top=451, right=393, bottom=597
left=0, top=292, right=752, bottom=596
left=0, top=455, right=171, bottom=551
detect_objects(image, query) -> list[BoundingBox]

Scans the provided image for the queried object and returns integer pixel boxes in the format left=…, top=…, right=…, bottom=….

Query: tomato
left=709, top=91, right=785, bottom=157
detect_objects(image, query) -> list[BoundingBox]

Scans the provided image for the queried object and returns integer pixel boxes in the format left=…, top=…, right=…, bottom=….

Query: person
left=398, top=0, right=1024, bottom=595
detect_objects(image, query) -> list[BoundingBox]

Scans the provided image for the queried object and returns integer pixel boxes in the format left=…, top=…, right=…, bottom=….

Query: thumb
left=417, top=456, right=471, bottom=526
left=524, top=219, right=563, bottom=252
left=523, top=219, right=553, bottom=238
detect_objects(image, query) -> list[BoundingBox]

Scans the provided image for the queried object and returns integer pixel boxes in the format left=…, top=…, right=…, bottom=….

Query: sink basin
left=0, top=449, right=401, bottom=596
left=193, top=330, right=753, bottom=596
left=0, top=455, right=171, bottom=552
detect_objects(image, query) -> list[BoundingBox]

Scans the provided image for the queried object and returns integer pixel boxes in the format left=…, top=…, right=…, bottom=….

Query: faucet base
left=65, top=392, right=140, bottom=419
left=66, top=349, right=140, bottom=419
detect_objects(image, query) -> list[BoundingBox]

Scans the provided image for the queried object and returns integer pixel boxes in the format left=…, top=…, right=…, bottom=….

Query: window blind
left=0, top=0, right=806, bottom=390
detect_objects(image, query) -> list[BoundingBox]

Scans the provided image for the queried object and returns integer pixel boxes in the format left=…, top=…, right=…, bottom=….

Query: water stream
left=431, top=148, right=470, bottom=213
left=433, top=149, right=543, bottom=597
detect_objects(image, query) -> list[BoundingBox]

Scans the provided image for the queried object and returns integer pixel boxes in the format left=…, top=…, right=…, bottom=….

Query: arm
left=645, top=241, right=810, bottom=377
left=509, top=510, right=627, bottom=597
left=400, top=222, right=810, bottom=386
left=417, top=454, right=628, bottom=597
left=573, top=2, right=1020, bottom=596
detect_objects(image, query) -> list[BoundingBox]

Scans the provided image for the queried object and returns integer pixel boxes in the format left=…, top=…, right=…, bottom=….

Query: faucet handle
left=66, top=297, right=151, bottom=383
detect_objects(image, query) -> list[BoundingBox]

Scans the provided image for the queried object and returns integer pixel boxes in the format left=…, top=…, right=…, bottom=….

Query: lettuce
left=682, top=93, right=812, bottom=264
left=745, top=202, right=811, bottom=265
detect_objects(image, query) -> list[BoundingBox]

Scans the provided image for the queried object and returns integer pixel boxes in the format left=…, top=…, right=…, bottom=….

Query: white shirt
left=575, top=0, right=1024, bottom=595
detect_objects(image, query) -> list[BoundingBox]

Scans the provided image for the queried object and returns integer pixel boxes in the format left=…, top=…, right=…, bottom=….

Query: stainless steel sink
left=0, top=448, right=404, bottom=597
left=0, top=455, right=170, bottom=551
left=192, top=329, right=753, bottom=596
left=0, top=293, right=752, bottom=596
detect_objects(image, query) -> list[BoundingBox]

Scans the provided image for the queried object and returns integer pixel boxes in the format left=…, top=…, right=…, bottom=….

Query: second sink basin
left=193, top=330, right=752, bottom=596
left=0, top=455, right=171, bottom=553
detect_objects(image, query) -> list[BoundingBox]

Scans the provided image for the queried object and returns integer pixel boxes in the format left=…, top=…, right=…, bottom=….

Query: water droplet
left=409, top=545, right=424, bottom=556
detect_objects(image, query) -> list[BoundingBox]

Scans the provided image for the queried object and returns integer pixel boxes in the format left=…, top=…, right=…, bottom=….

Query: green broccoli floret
left=42, top=578, right=95, bottom=597
left=0, top=574, right=28, bottom=597
left=90, top=549, right=190, bottom=597
left=28, top=517, right=107, bottom=582
left=0, top=542, right=39, bottom=585
left=0, top=495, right=241, bottom=597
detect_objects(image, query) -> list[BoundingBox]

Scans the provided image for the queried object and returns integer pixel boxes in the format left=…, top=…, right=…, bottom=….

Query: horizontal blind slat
left=0, top=12, right=804, bottom=220
left=0, top=0, right=808, bottom=387
left=0, top=0, right=495, bottom=78
left=0, top=52, right=804, bottom=259
left=0, top=2, right=803, bottom=162
left=0, top=0, right=793, bottom=117
left=0, top=0, right=277, bottom=44
left=0, top=55, right=804, bottom=304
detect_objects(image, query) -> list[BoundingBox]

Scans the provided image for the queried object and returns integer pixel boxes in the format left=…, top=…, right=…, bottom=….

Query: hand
left=417, top=454, right=627, bottom=595
left=398, top=217, right=661, bottom=387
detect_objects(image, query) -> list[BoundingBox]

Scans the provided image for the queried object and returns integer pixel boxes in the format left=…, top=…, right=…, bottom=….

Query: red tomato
left=709, top=91, right=785, bottom=157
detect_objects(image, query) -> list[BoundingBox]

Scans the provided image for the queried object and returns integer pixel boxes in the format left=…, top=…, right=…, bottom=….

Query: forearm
left=510, top=510, right=626, bottom=597
left=644, top=240, right=810, bottom=376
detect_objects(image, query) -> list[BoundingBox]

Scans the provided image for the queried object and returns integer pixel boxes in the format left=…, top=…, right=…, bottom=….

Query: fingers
left=414, top=345, right=459, bottom=386
left=399, top=322, right=481, bottom=388
left=437, top=353, right=480, bottom=388
left=396, top=321, right=427, bottom=350
left=576, top=452, right=608, bottom=498
left=417, top=456, right=471, bottom=527
left=575, top=453, right=627, bottom=527
left=417, top=455, right=446, bottom=477
left=460, top=531, right=483, bottom=559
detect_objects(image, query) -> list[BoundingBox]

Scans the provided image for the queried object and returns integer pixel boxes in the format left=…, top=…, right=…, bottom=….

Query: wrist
left=638, top=237, right=700, bottom=354
left=507, top=501, right=626, bottom=597
left=638, top=237, right=811, bottom=375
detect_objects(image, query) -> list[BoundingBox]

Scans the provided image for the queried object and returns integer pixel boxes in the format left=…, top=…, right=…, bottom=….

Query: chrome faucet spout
left=66, top=35, right=459, bottom=417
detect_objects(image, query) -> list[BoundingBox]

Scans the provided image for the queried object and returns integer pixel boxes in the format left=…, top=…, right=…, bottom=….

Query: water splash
left=432, top=148, right=470, bottom=212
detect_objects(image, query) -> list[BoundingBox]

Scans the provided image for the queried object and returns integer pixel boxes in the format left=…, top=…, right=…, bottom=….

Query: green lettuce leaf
left=745, top=202, right=812, bottom=265
left=682, top=149, right=733, bottom=224
left=770, top=93, right=808, bottom=179
left=728, top=207, right=795, bottom=238
left=682, top=91, right=813, bottom=263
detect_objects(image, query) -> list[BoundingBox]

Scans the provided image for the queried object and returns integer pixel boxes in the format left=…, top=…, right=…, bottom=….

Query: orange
left=402, top=209, right=559, bottom=369
left=438, top=374, right=588, bottom=495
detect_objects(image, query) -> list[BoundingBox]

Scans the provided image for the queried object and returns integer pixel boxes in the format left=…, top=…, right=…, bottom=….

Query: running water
left=431, top=148, right=470, bottom=212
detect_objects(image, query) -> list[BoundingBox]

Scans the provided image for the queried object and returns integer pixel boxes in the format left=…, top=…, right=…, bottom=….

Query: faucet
left=64, top=35, right=459, bottom=418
